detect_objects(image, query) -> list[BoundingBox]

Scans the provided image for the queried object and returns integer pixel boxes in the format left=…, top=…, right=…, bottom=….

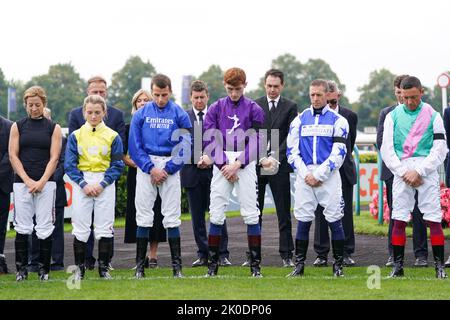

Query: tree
left=108, top=56, right=156, bottom=122
left=18, top=63, right=86, bottom=126
left=356, top=69, right=396, bottom=129
left=196, top=65, right=226, bottom=105
left=0, top=68, right=8, bottom=118
left=426, top=71, right=450, bottom=114
left=247, top=54, right=349, bottom=110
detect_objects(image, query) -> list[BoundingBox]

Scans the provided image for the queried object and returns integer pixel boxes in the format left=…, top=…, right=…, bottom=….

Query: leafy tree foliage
left=15, top=63, right=86, bottom=126
left=0, top=68, right=8, bottom=118
left=356, top=68, right=396, bottom=129
left=196, top=64, right=226, bottom=105
left=247, top=54, right=349, bottom=111
left=108, top=56, right=156, bottom=122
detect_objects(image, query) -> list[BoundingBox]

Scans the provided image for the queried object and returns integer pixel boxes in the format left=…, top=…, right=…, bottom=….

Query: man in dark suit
left=252, top=69, right=298, bottom=267
left=68, top=76, right=125, bottom=270
left=0, top=116, right=13, bottom=274
left=313, top=81, right=358, bottom=267
left=377, top=75, right=428, bottom=267
left=180, top=80, right=231, bottom=267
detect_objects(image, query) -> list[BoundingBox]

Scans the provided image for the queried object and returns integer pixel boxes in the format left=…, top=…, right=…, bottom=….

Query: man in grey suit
left=249, top=69, right=298, bottom=267
left=377, top=74, right=428, bottom=267
left=0, top=116, right=13, bottom=274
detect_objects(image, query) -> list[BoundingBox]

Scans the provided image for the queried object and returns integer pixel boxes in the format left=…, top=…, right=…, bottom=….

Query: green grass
left=354, top=211, right=450, bottom=239
left=1, top=267, right=450, bottom=300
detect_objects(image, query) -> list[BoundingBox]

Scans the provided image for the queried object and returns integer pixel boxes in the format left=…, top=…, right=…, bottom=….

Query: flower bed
left=370, top=183, right=450, bottom=226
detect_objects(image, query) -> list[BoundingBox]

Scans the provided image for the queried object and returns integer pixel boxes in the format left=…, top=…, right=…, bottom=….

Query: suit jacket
left=0, top=116, right=13, bottom=194
left=338, top=106, right=358, bottom=185
left=443, top=107, right=450, bottom=151
left=180, top=108, right=212, bottom=188
left=254, top=96, right=298, bottom=173
left=68, top=105, right=126, bottom=152
left=377, top=105, right=396, bottom=181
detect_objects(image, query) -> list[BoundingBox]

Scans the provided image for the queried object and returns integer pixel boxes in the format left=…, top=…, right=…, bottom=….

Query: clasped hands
left=304, top=173, right=322, bottom=188
left=82, top=184, right=104, bottom=197
left=402, top=170, right=423, bottom=188
left=150, top=167, right=168, bottom=185
left=25, top=179, right=47, bottom=194
left=260, top=157, right=279, bottom=174
left=198, top=155, right=240, bottom=182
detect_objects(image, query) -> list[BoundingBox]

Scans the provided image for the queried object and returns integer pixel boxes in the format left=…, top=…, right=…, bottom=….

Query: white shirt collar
left=192, top=106, right=208, bottom=121
left=267, top=96, right=281, bottom=109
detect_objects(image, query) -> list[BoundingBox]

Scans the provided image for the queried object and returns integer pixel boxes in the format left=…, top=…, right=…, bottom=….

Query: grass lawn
left=0, top=267, right=450, bottom=300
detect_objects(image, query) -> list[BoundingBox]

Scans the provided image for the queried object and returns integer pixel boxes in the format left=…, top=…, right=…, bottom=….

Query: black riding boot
left=169, top=237, right=183, bottom=278
left=390, top=245, right=404, bottom=278
left=331, top=239, right=344, bottom=277
left=288, top=239, right=308, bottom=277
left=98, top=237, right=113, bottom=279
left=135, top=237, right=148, bottom=279
left=15, top=233, right=28, bottom=282
left=432, top=245, right=448, bottom=279
left=73, top=238, right=86, bottom=280
left=206, top=235, right=221, bottom=277
left=38, top=236, right=52, bottom=281
left=248, top=235, right=262, bottom=277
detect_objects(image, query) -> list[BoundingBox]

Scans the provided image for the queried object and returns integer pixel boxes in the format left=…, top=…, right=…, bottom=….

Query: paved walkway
left=3, top=214, right=449, bottom=270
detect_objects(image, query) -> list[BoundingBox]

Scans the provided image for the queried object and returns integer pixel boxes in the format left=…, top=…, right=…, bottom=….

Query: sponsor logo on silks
left=340, top=127, right=348, bottom=139
left=338, top=146, right=346, bottom=159
left=301, top=124, right=333, bottom=137
left=227, top=114, right=241, bottom=134
left=328, top=159, right=336, bottom=172
left=145, top=117, right=175, bottom=129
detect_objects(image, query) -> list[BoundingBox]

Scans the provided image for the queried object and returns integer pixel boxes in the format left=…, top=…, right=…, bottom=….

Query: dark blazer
left=180, top=109, right=212, bottom=188
left=338, top=106, right=358, bottom=185
left=68, top=105, right=126, bottom=152
left=254, top=96, right=298, bottom=173
left=443, top=107, right=450, bottom=151
left=53, top=137, right=68, bottom=208
left=377, top=105, right=396, bottom=181
left=0, top=116, right=13, bottom=194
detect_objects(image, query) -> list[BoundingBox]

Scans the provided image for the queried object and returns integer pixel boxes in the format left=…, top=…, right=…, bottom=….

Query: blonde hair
left=82, top=94, right=107, bottom=117
left=131, top=89, right=152, bottom=114
left=23, top=86, right=47, bottom=108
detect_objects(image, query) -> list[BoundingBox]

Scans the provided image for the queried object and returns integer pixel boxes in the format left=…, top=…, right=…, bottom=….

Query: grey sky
left=0, top=0, right=448, bottom=104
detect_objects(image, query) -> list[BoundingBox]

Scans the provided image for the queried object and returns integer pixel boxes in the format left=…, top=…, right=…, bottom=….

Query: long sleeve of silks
left=415, top=114, right=448, bottom=177
left=164, top=112, right=192, bottom=174
left=312, top=116, right=348, bottom=182
left=286, top=115, right=309, bottom=179
left=64, top=133, right=86, bottom=188
left=380, top=113, right=408, bottom=177
left=128, top=112, right=154, bottom=174
left=100, top=135, right=125, bottom=188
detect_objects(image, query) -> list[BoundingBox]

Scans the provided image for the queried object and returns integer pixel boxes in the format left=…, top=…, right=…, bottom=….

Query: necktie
left=198, top=111, right=204, bottom=123
left=270, top=100, right=276, bottom=113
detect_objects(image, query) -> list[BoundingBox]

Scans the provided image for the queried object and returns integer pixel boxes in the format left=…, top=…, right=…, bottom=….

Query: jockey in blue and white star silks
left=287, top=104, right=349, bottom=224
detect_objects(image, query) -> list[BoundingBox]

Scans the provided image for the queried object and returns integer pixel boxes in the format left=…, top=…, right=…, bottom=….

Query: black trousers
left=314, top=178, right=355, bottom=258
left=385, top=177, right=428, bottom=258
left=186, top=178, right=229, bottom=259
left=0, top=190, right=10, bottom=254
left=257, top=172, right=294, bottom=259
